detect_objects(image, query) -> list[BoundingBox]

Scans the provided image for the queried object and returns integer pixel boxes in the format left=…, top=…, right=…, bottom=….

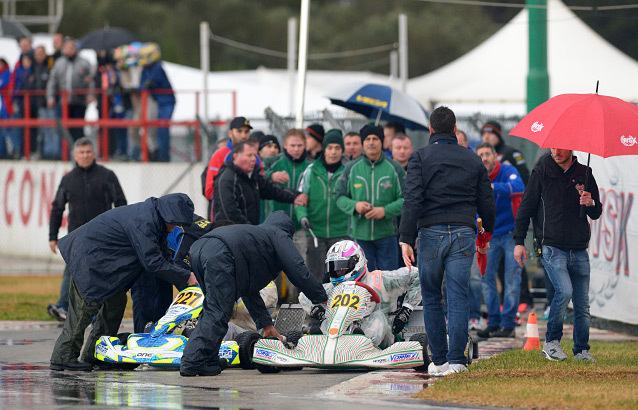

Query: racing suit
left=299, top=267, right=421, bottom=348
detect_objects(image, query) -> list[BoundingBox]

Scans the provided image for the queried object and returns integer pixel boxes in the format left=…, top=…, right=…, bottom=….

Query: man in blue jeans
left=475, top=142, right=524, bottom=339
left=399, top=106, right=495, bottom=376
left=514, top=148, right=601, bottom=362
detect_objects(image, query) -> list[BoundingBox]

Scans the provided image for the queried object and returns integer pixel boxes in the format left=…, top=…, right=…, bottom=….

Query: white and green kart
left=94, top=286, right=251, bottom=369
left=252, top=281, right=427, bottom=372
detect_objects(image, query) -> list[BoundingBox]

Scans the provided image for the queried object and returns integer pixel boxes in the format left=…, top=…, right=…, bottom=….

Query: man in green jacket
left=264, top=128, right=312, bottom=259
left=335, top=125, right=405, bottom=271
left=295, top=129, right=350, bottom=282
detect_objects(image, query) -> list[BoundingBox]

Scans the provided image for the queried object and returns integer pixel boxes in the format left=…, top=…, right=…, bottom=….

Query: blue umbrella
left=326, top=82, right=429, bottom=130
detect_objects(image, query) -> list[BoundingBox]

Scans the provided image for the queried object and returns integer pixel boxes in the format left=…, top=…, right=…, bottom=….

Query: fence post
left=101, top=81, right=109, bottom=162
left=141, top=90, right=148, bottom=163
left=61, top=91, right=69, bottom=161
left=195, top=91, right=201, bottom=161
left=24, top=92, right=30, bottom=160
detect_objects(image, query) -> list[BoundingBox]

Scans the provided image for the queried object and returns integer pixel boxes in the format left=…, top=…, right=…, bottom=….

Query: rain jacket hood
left=262, top=210, right=295, bottom=238
left=156, top=193, right=194, bottom=226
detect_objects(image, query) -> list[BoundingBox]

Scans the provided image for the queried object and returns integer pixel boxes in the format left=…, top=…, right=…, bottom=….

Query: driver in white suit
left=299, top=240, right=420, bottom=348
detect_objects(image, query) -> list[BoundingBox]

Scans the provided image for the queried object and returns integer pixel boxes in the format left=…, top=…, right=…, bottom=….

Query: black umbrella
left=79, top=27, right=138, bottom=51
left=0, top=18, right=31, bottom=39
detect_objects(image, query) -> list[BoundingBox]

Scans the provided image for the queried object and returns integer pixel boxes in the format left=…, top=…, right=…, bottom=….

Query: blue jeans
left=356, top=236, right=399, bottom=271
left=418, top=225, right=475, bottom=365
left=468, top=262, right=482, bottom=320
left=482, top=234, right=522, bottom=329
left=156, top=104, right=174, bottom=162
left=57, top=266, right=71, bottom=309
left=541, top=245, right=591, bottom=354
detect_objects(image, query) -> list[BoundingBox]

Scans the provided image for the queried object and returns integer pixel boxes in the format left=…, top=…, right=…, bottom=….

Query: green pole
left=527, top=0, right=549, bottom=113
left=525, top=0, right=549, bottom=162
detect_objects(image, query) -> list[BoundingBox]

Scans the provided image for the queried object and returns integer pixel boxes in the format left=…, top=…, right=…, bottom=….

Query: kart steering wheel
left=353, top=281, right=381, bottom=304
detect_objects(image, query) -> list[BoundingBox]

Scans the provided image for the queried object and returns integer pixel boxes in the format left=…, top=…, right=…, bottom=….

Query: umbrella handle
left=374, top=108, right=382, bottom=126
left=579, top=154, right=591, bottom=218
left=308, top=228, right=319, bottom=248
left=477, top=218, right=483, bottom=233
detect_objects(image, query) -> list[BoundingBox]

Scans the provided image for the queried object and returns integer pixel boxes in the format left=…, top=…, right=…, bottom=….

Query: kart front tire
left=283, top=330, right=303, bottom=347
left=256, top=363, right=281, bottom=374
left=236, top=331, right=261, bottom=370
left=117, top=332, right=132, bottom=345
left=182, top=326, right=195, bottom=339
left=409, top=333, right=432, bottom=371
left=143, top=321, right=154, bottom=334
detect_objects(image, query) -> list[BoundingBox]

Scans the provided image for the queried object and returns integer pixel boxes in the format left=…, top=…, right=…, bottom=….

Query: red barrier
left=1, top=88, right=235, bottom=162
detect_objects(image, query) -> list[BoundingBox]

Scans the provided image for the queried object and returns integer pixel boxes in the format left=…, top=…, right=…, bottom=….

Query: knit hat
left=258, top=134, right=281, bottom=151
left=304, top=123, right=325, bottom=143
left=480, top=120, right=502, bottom=140
left=322, top=129, right=344, bottom=150
left=360, top=125, right=384, bottom=143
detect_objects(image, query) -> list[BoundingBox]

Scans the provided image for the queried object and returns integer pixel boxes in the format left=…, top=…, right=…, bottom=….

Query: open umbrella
left=79, top=27, right=139, bottom=51
left=510, top=87, right=638, bottom=215
left=326, top=82, right=429, bottom=130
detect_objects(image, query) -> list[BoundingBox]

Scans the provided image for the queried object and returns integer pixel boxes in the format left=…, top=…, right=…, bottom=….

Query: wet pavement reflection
left=0, top=363, right=242, bottom=409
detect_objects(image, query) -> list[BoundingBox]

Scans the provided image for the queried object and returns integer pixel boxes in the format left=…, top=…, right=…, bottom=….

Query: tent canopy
left=408, top=0, right=638, bottom=114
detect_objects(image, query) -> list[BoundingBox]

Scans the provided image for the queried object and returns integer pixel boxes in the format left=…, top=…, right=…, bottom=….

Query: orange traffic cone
left=522, top=312, right=541, bottom=351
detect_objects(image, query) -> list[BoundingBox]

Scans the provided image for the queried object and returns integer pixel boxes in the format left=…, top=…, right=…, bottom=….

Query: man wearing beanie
left=257, top=134, right=280, bottom=160
left=480, top=120, right=529, bottom=185
left=304, top=123, right=325, bottom=160
left=336, top=125, right=405, bottom=271
left=481, top=120, right=534, bottom=314
left=264, top=129, right=312, bottom=264
left=295, top=129, right=350, bottom=282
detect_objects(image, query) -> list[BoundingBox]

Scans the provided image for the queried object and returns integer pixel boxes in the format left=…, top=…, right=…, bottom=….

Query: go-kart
left=94, top=286, right=255, bottom=369
left=251, top=281, right=427, bottom=372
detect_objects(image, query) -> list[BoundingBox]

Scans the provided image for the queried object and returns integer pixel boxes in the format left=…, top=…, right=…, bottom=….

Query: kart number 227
left=331, top=293, right=360, bottom=309
left=173, top=291, right=203, bottom=307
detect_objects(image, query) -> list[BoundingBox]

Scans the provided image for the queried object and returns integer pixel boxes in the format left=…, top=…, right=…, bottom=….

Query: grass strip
left=0, top=275, right=134, bottom=321
left=413, top=340, right=638, bottom=409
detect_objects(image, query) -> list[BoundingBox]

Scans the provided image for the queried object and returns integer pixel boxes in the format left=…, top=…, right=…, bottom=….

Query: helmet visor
left=326, top=259, right=352, bottom=277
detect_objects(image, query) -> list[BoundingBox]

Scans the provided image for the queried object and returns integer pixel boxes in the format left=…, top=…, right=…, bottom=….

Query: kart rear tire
left=256, top=363, right=281, bottom=374
left=236, top=331, right=261, bottom=370
left=409, top=333, right=431, bottom=371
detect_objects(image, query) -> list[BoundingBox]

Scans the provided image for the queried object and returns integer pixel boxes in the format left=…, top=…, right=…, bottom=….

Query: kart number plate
left=173, top=291, right=203, bottom=308
left=331, top=293, right=360, bottom=309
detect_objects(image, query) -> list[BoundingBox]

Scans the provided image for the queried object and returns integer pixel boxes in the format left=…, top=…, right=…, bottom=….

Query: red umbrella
left=476, top=218, right=492, bottom=277
left=510, top=88, right=638, bottom=216
left=510, top=92, right=638, bottom=158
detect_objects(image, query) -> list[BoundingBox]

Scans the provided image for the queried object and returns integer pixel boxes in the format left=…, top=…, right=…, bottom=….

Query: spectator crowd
left=1, top=34, right=174, bottom=161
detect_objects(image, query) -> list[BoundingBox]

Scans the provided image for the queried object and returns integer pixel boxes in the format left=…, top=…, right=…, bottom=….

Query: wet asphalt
left=0, top=321, right=455, bottom=410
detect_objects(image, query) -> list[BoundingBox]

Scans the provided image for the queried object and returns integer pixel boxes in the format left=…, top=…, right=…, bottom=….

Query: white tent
left=408, top=0, right=638, bottom=115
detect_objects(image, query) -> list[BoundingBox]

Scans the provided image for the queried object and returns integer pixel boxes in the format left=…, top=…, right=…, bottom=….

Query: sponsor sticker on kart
left=372, top=358, right=387, bottom=364
left=134, top=352, right=155, bottom=360
left=389, top=352, right=419, bottom=363
left=255, top=348, right=277, bottom=360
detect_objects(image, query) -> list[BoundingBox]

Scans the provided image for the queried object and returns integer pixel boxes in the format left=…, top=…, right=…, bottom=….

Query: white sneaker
left=427, top=361, right=449, bottom=376
left=442, top=363, right=468, bottom=375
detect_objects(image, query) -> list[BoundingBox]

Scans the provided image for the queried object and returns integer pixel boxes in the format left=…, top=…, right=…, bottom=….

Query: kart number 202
left=331, top=293, right=360, bottom=309
left=173, top=291, right=203, bottom=307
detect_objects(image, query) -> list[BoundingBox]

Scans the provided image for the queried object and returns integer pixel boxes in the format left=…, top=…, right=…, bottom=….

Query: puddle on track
left=0, top=364, right=245, bottom=409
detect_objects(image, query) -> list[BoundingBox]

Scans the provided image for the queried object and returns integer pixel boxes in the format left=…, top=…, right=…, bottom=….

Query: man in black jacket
left=50, top=193, right=198, bottom=371
left=399, top=106, right=495, bottom=376
left=213, top=141, right=306, bottom=224
left=47, top=137, right=127, bottom=321
left=514, top=149, right=602, bottom=363
left=180, top=211, right=327, bottom=377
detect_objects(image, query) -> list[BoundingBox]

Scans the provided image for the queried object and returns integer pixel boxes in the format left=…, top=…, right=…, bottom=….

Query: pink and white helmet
left=325, top=240, right=367, bottom=285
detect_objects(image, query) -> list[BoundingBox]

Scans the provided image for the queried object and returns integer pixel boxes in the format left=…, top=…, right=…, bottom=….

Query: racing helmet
left=325, top=240, right=367, bottom=285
